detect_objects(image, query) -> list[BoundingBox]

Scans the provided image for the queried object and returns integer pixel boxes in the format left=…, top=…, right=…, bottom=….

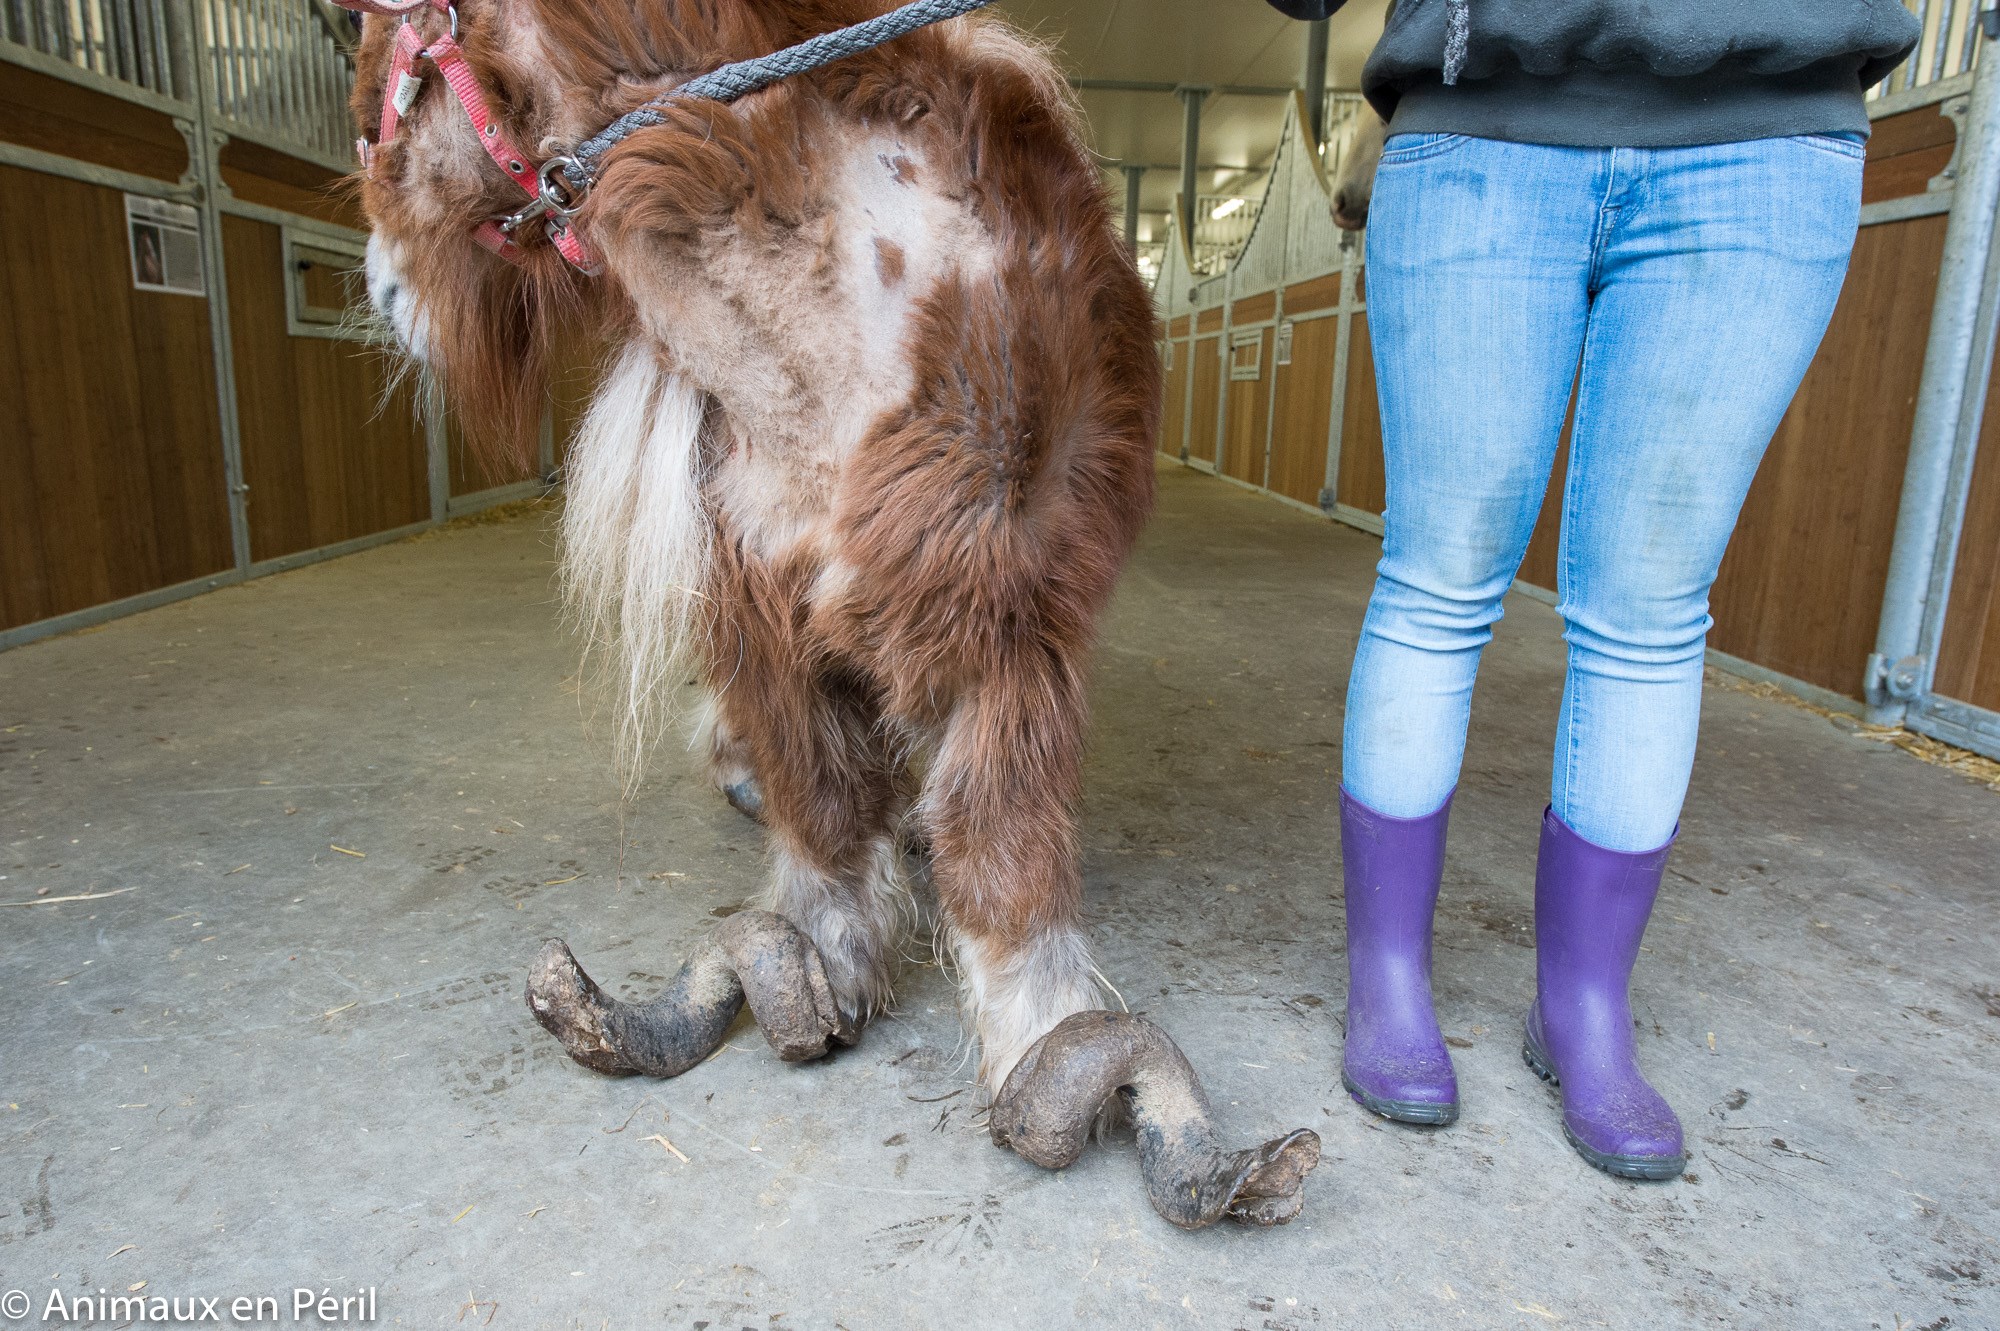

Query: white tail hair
left=560, top=342, right=713, bottom=789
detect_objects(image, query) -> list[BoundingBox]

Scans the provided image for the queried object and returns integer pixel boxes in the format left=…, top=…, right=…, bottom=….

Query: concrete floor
left=2, top=462, right=1996, bottom=1330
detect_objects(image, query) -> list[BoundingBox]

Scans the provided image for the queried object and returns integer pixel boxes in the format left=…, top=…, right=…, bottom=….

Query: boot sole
left=1341, top=1071, right=1458, bottom=1127
left=1521, top=1040, right=1685, bottom=1182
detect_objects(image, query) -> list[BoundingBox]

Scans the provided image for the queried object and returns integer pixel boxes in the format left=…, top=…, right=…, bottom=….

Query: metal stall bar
left=187, top=0, right=255, bottom=576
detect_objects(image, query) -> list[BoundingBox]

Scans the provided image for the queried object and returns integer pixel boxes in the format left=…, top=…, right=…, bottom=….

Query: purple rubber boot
left=1523, top=807, right=1686, bottom=1180
left=1339, top=787, right=1458, bottom=1126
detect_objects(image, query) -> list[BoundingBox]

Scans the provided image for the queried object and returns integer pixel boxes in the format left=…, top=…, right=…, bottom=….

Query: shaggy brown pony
left=349, top=0, right=1156, bottom=1096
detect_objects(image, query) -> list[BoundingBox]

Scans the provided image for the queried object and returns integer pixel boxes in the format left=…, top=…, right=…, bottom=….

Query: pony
left=342, top=0, right=1317, bottom=1228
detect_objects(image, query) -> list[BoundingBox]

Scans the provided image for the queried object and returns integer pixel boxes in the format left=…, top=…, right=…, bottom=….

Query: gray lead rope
left=562, top=0, right=998, bottom=193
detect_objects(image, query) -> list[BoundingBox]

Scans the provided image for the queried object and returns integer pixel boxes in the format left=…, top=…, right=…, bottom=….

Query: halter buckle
left=537, top=156, right=589, bottom=222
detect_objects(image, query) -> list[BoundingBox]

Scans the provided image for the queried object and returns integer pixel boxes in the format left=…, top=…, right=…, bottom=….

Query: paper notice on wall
left=125, top=194, right=205, bottom=296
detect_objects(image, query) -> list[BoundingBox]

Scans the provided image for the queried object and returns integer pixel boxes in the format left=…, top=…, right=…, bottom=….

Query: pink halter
left=336, top=1, right=597, bottom=271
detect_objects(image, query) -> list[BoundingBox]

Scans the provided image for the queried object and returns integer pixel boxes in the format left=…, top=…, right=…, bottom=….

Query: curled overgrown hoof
left=525, top=909, right=856, bottom=1077
left=989, top=1010, right=1322, bottom=1230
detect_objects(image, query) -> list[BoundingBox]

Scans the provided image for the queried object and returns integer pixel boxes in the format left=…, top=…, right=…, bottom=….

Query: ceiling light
left=1210, top=197, right=1245, bottom=220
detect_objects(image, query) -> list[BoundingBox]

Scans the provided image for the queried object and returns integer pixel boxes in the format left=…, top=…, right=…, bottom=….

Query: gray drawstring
left=1443, top=0, right=1469, bottom=86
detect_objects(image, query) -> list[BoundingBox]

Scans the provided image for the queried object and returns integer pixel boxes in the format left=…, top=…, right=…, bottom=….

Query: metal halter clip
left=498, top=194, right=549, bottom=235
left=537, top=156, right=589, bottom=222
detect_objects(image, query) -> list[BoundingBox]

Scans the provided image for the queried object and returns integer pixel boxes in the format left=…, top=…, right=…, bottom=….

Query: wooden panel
left=1284, top=272, right=1342, bottom=316
left=547, top=332, right=608, bottom=470
left=1221, top=328, right=1271, bottom=483
left=448, top=419, right=538, bottom=494
left=1934, top=344, right=2000, bottom=711
left=1188, top=334, right=1221, bottom=464
left=1864, top=104, right=1956, bottom=206
left=0, top=164, right=231, bottom=630
left=1516, top=390, right=1580, bottom=593
left=224, top=215, right=430, bottom=560
left=1167, top=314, right=1190, bottom=339
left=219, top=140, right=362, bottom=230
left=1706, top=215, right=1948, bottom=698
left=1232, top=289, right=1277, bottom=325
left=1335, top=317, right=1386, bottom=513
left=1195, top=307, right=1224, bottom=335
left=1516, top=450, right=1564, bottom=592
left=0, top=62, right=187, bottom=181
left=1267, top=316, right=1338, bottom=506
left=1160, top=337, right=1188, bottom=459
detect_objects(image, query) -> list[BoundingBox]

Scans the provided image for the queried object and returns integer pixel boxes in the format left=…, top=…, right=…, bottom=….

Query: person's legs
left=1344, top=136, right=1595, bottom=816
left=1340, top=134, right=1597, bottom=1122
left=1530, top=134, right=1862, bottom=1176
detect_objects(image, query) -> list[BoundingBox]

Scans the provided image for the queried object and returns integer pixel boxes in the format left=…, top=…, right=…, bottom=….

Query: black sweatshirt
left=1267, top=0, right=1923, bottom=146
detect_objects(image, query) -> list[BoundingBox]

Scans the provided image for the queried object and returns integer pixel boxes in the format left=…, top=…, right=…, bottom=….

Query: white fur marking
left=364, top=233, right=430, bottom=362
left=763, top=835, right=911, bottom=1022
left=956, top=928, right=1104, bottom=1094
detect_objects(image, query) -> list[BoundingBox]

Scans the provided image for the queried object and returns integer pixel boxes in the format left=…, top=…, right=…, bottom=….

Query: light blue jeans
left=1343, top=132, right=1864, bottom=852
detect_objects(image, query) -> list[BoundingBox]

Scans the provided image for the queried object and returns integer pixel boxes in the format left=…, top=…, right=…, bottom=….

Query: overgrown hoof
left=989, top=1010, right=1322, bottom=1230
left=525, top=909, right=856, bottom=1078
left=526, top=939, right=641, bottom=1075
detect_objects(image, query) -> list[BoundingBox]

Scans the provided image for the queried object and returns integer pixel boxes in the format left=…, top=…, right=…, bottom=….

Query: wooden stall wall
left=219, top=140, right=360, bottom=229
left=547, top=335, right=608, bottom=472
left=224, top=215, right=431, bottom=561
left=0, top=162, right=233, bottom=630
left=1935, top=345, right=2000, bottom=713
left=1222, top=330, right=1272, bottom=484
left=1189, top=309, right=1223, bottom=467
left=1707, top=213, right=1947, bottom=696
left=1267, top=307, right=1337, bottom=507
left=0, top=61, right=187, bottom=181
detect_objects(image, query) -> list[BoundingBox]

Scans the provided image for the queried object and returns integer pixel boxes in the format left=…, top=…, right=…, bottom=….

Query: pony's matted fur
left=349, top=0, right=1159, bottom=1092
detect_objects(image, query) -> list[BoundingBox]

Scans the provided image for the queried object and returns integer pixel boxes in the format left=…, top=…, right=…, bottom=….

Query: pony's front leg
left=921, top=660, right=1322, bottom=1229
